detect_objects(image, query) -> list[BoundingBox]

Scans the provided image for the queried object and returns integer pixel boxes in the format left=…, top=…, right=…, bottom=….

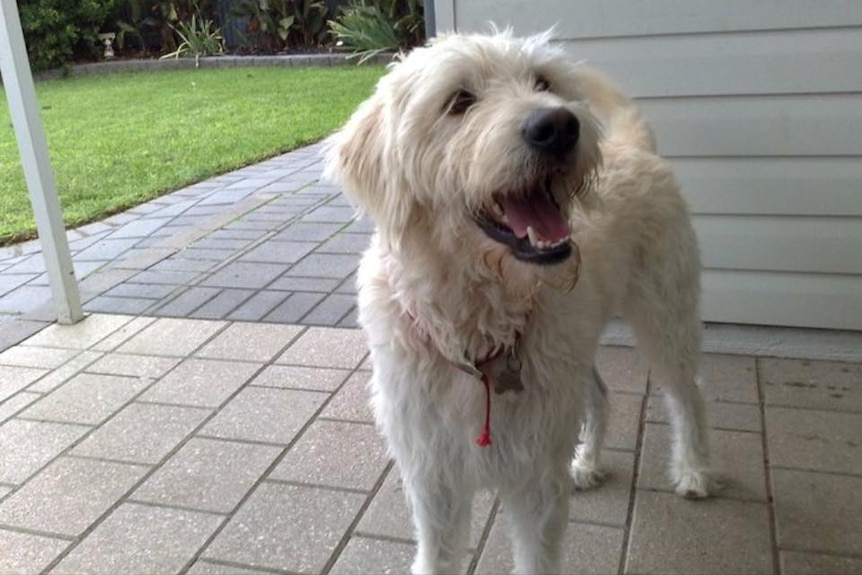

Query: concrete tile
left=116, top=318, right=226, bottom=356
left=196, top=322, right=302, bottom=362
left=277, top=326, right=367, bottom=368
left=105, top=217, right=171, bottom=239
left=189, top=289, right=255, bottom=319
left=301, top=205, right=357, bottom=223
left=51, top=502, right=224, bottom=575
left=320, top=371, right=374, bottom=423
left=0, top=346, right=78, bottom=369
left=638, top=423, right=766, bottom=501
left=150, top=256, right=220, bottom=273
left=85, top=353, right=181, bottom=379
left=357, top=468, right=495, bottom=549
left=569, top=450, right=634, bottom=526
left=286, top=253, right=358, bottom=279
left=0, top=285, right=52, bottom=315
left=187, top=560, right=274, bottom=575
left=201, top=262, right=285, bottom=289
left=204, top=482, right=365, bottom=573
left=342, top=217, right=375, bottom=233
left=595, top=346, right=649, bottom=394
left=74, top=238, right=139, bottom=261
left=766, top=407, right=862, bottom=475
left=22, top=373, right=151, bottom=425
left=476, top=517, right=623, bottom=575
left=84, top=295, right=156, bottom=315
left=318, top=233, right=371, bottom=255
left=698, top=353, right=759, bottom=404
left=155, top=286, right=221, bottom=316
left=140, top=358, right=260, bottom=408
left=0, top=365, right=48, bottom=401
left=22, top=352, right=101, bottom=393
left=303, top=293, right=356, bottom=326
left=761, top=358, right=862, bottom=413
left=239, top=241, right=317, bottom=264
left=773, top=468, right=862, bottom=556
left=263, top=292, right=325, bottom=323
left=780, top=550, right=862, bottom=574
left=0, top=319, right=49, bottom=356
left=330, top=537, right=415, bottom=575
left=270, top=420, right=388, bottom=491
left=625, top=491, right=773, bottom=574
left=0, top=273, right=37, bottom=297
left=0, top=456, right=148, bottom=536
left=72, top=403, right=210, bottom=464
left=21, top=314, right=133, bottom=349
left=132, top=437, right=281, bottom=513
left=0, top=391, right=41, bottom=423
left=647, top=394, right=762, bottom=432
left=251, top=365, right=352, bottom=392
left=267, top=276, right=341, bottom=292
left=131, top=269, right=201, bottom=285
left=0, top=419, right=90, bottom=484
left=200, top=387, right=327, bottom=445
left=88, top=316, right=156, bottom=352
left=0, top=529, right=70, bottom=574
left=606, top=392, right=643, bottom=451
left=102, top=283, right=182, bottom=302
left=271, top=222, right=342, bottom=241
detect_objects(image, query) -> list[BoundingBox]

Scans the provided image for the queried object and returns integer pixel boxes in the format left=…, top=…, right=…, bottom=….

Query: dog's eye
left=446, top=90, right=476, bottom=115
left=535, top=76, right=551, bottom=92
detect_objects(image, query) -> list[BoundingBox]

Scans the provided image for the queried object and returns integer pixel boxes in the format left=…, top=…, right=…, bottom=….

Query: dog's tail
left=574, top=67, right=657, bottom=154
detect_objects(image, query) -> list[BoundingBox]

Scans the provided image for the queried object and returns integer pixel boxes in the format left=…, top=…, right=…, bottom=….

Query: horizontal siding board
left=694, top=216, right=862, bottom=275
left=559, top=28, right=862, bottom=98
left=639, top=95, right=862, bottom=157
left=674, top=158, right=862, bottom=217
left=702, top=270, right=862, bottom=330
left=450, top=0, right=862, bottom=38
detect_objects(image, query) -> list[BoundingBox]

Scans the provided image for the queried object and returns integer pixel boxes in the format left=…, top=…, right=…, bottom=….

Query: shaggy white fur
left=325, top=29, right=714, bottom=575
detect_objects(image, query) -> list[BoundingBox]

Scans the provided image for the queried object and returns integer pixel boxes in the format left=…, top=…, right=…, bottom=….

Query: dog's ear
left=324, top=94, right=414, bottom=248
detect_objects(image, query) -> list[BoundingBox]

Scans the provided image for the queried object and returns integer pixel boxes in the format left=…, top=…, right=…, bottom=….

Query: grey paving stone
left=625, top=491, right=773, bottom=574
left=0, top=529, right=70, bottom=574
left=766, top=406, right=862, bottom=475
left=0, top=273, right=35, bottom=297
left=22, top=372, right=151, bottom=425
left=300, top=205, right=358, bottom=223
left=149, top=256, right=221, bottom=273
left=0, top=345, right=77, bottom=369
left=646, top=395, right=762, bottom=433
left=605, top=392, right=643, bottom=451
left=271, top=420, right=388, bottom=491
left=342, top=217, right=375, bottom=233
left=130, top=268, right=201, bottom=285
left=357, top=468, right=495, bottom=549
left=250, top=365, right=351, bottom=392
left=186, top=560, right=275, bottom=575
left=285, top=253, right=358, bottom=279
left=0, top=285, right=52, bottom=315
left=263, top=292, right=326, bottom=323
left=476, top=517, right=623, bottom=575
left=277, top=327, right=367, bottom=369
left=697, top=353, right=759, bottom=404
left=155, top=286, right=222, bottom=316
left=224, top=291, right=289, bottom=321
left=90, top=316, right=156, bottom=352
left=72, top=402, right=211, bottom=464
left=337, top=307, right=360, bottom=329
left=105, top=217, right=172, bottom=239
left=0, top=365, right=49, bottom=402
left=335, top=273, right=359, bottom=294
left=595, top=346, right=649, bottom=394
left=27, top=351, right=103, bottom=394
left=207, top=229, right=267, bottom=241
left=273, top=222, right=343, bottom=242
left=199, top=386, right=327, bottom=445
left=0, top=391, right=41, bottom=424
left=30, top=260, right=105, bottom=285
left=201, top=262, right=285, bottom=289
left=204, top=482, right=364, bottom=573
left=780, top=550, right=862, bottom=575
left=187, top=288, right=254, bottom=319
left=638, top=423, right=766, bottom=501
left=223, top=217, right=282, bottom=232
left=84, top=295, right=157, bottom=315
left=76, top=268, right=138, bottom=295
left=198, top=189, right=257, bottom=206
left=761, top=357, right=862, bottom=413
left=85, top=353, right=181, bottom=379
left=330, top=537, right=414, bottom=575
left=773, top=468, right=862, bottom=556
left=320, top=371, right=374, bottom=423
left=175, top=247, right=238, bottom=261
left=116, top=318, right=226, bottom=357
left=0, top=419, right=90, bottom=484
left=303, top=293, right=357, bottom=326
left=196, top=323, right=302, bottom=362
left=318, top=233, right=371, bottom=255
left=0, top=319, right=49, bottom=355
left=190, top=237, right=255, bottom=251
left=73, top=239, right=140, bottom=261
left=239, top=241, right=317, bottom=264
left=51, top=502, right=224, bottom=575
left=140, top=358, right=261, bottom=408
left=569, top=449, right=634, bottom=526
left=132, top=437, right=281, bottom=513
left=1, top=254, right=43, bottom=274
left=267, top=275, right=341, bottom=292
left=0, top=456, right=148, bottom=536
left=22, top=314, right=133, bottom=350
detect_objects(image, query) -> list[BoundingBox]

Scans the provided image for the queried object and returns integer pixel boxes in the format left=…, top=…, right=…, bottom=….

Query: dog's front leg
left=502, top=468, right=570, bottom=574
left=405, top=473, right=473, bottom=575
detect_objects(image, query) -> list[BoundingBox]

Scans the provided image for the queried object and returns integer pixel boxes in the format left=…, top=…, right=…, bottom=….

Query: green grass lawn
left=0, top=65, right=384, bottom=245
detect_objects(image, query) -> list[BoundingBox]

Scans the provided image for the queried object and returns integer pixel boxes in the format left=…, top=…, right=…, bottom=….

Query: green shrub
left=18, top=0, right=118, bottom=71
left=329, top=0, right=423, bottom=63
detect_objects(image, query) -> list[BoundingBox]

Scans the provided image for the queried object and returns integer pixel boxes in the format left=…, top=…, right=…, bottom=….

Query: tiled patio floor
left=1, top=313, right=861, bottom=574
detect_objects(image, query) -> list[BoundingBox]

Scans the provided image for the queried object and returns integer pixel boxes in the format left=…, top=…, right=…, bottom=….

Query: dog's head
left=325, top=29, right=601, bottom=276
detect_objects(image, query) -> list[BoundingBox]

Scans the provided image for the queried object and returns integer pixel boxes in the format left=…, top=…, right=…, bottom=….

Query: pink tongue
left=498, top=194, right=570, bottom=242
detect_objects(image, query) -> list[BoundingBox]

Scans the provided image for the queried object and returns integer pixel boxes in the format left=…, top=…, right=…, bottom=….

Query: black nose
left=522, top=107, right=580, bottom=156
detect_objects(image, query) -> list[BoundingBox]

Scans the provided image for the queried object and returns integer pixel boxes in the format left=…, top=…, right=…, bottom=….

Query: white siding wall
left=434, top=0, right=862, bottom=330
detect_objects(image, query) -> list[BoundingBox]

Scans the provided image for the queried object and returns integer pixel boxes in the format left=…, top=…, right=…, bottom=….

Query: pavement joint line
left=618, top=370, right=651, bottom=575
left=122, top=497, right=230, bottom=518
left=349, top=531, right=416, bottom=546
left=757, top=357, right=781, bottom=575
left=467, top=496, right=501, bottom=575
left=184, top=557, right=297, bottom=575
left=0, top=522, right=78, bottom=542
left=767, top=465, right=862, bottom=479
left=262, top=477, right=373, bottom=496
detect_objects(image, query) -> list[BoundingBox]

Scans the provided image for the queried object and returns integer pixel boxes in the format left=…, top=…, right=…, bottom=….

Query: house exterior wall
left=433, top=0, right=862, bottom=330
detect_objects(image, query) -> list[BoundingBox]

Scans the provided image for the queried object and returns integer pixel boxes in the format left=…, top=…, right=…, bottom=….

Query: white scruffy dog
left=325, top=29, right=714, bottom=574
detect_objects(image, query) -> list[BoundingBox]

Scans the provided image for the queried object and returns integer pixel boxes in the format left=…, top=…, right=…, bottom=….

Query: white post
left=0, top=0, right=83, bottom=324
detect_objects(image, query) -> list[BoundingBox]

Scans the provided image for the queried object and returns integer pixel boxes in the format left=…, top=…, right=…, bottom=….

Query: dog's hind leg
left=502, top=467, right=570, bottom=574
left=405, top=474, right=473, bottom=575
left=570, top=367, right=608, bottom=490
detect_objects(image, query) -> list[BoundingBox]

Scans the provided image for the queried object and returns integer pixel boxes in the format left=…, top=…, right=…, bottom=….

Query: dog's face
left=326, top=30, right=601, bottom=275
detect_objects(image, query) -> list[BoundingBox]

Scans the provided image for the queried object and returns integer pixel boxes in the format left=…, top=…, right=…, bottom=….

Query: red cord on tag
left=475, top=374, right=492, bottom=447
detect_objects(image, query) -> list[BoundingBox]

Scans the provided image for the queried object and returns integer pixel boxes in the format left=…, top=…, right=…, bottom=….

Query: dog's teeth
left=492, top=202, right=505, bottom=219
left=527, top=226, right=539, bottom=248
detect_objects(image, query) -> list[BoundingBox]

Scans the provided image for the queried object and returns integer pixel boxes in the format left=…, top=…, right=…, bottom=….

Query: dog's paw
left=570, top=460, right=607, bottom=491
left=672, top=468, right=721, bottom=500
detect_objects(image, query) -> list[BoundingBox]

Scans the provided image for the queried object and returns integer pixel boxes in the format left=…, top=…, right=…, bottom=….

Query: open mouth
left=476, top=179, right=572, bottom=265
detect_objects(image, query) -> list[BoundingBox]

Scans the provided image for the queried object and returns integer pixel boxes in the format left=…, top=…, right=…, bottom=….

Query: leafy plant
left=328, top=0, right=424, bottom=63
left=160, top=13, right=224, bottom=65
left=230, top=0, right=329, bottom=52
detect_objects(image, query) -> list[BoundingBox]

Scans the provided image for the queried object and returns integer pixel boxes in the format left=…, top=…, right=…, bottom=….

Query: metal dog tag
left=494, top=348, right=524, bottom=394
